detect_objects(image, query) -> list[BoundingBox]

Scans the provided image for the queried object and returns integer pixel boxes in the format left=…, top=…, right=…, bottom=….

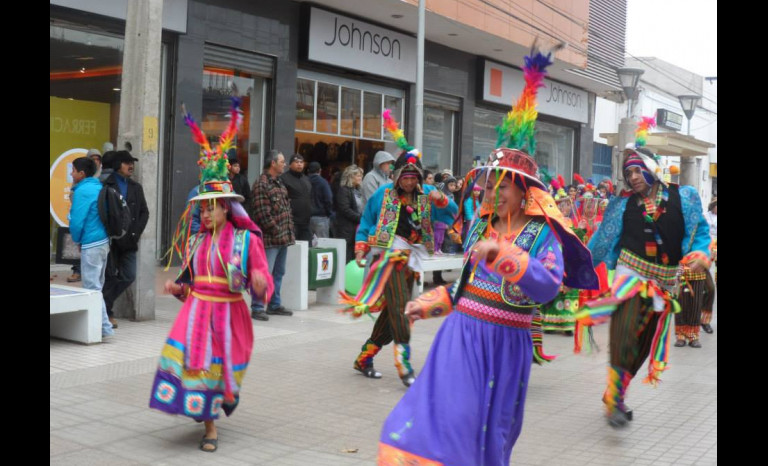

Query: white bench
left=413, top=253, right=465, bottom=298
left=50, top=285, right=103, bottom=344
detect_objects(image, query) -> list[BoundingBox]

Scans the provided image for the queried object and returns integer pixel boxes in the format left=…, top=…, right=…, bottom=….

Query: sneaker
left=401, top=373, right=416, bottom=388
left=67, top=273, right=81, bottom=283
left=109, top=317, right=119, bottom=329
left=354, top=362, right=382, bottom=379
left=607, top=409, right=628, bottom=428
left=674, top=339, right=686, bottom=347
left=688, top=339, right=702, bottom=348
left=701, top=323, right=714, bottom=334
left=266, top=306, right=293, bottom=316
left=251, top=311, right=269, bottom=321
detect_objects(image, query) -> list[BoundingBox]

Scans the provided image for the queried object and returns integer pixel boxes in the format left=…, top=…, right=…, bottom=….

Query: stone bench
left=50, top=285, right=102, bottom=344
left=413, top=253, right=465, bottom=298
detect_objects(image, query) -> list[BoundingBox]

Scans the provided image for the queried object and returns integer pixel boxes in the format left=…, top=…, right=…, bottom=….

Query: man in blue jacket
left=68, top=157, right=114, bottom=338
left=308, top=161, right=333, bottom=238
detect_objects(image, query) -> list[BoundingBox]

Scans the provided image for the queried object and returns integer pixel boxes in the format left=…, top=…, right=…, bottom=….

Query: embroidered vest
left=178, top=229, right=251, bottom=293
left=369, top=188, right=435, bottom=253
left=459, top=218, right=546, bottom=308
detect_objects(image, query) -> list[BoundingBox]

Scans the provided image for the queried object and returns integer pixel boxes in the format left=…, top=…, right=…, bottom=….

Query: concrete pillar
left=614, top=117, right=636, bottom=189
left=115, top=0, right=163, bottom=321
left=679, top=156, right=697, bottom=188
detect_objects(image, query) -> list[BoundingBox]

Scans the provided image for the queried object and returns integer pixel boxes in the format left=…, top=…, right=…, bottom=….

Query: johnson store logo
left=323, top=16, right=402, bottom=60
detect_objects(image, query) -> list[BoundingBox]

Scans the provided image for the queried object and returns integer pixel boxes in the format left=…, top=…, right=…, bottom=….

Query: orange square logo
left=490, top=68, right=503, bottom=97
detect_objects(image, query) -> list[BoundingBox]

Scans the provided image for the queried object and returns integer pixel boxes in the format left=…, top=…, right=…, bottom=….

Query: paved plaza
left=50, top=267, right=717, bottom=465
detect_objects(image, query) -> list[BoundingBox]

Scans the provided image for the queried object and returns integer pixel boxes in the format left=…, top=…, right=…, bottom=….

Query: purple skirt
left=379, top=310, right=532, bottom=466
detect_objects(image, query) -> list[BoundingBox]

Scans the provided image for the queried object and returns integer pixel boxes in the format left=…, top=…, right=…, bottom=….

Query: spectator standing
left=228, top=156, right=252, bottom=212
left=102, top=150, right=150, bottom=328
left=280, top=154, right=313, bottom=242
left=308, top=161, right=334, bottom=238
left=334, top=165, right=364, bottom=262
left=67, top=157, right=114, bottom=337
left=361, top=150, right=395, bottom=204
left=250, top=149, right=295, bottom=320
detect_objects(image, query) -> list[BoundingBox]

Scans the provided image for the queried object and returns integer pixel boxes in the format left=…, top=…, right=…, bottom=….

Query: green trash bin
left=308, top=247, right=337, bottom=290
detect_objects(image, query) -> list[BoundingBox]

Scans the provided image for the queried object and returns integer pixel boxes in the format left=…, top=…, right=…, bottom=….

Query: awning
left=598, top=131, right=715, bottom=157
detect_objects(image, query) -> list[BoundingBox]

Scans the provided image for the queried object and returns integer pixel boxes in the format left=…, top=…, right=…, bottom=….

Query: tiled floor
left=51, top=267, right=717, bottom=465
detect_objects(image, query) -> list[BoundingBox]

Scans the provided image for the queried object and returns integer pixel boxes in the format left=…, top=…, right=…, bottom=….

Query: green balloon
left=345, top=259, right=366, bottom=295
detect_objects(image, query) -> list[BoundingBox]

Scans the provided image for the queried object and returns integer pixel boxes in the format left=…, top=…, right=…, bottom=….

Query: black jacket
left=230, top=173, right=252, bottom=211
left=280, top=170, right=312, bottom=226
left=104, top=173, right=150, bottom=252
left=309, top=173, right=333, bottom=217
left=333, top=185, right=362, bottom=242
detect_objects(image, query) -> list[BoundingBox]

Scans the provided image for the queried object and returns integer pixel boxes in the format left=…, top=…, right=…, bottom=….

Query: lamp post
left=677, top=94, right=701, bottom=187
left=614, top=68, right=645, bottom=184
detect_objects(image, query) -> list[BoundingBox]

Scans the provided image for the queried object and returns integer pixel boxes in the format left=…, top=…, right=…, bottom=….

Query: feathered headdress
left=573, top=173, right=585, bottom=186
left=182, top=97, right=244, bottom=201
left=383, top=109, right=422, bottom=180
left=495, top=40, right=565, bottom=153
left=634, top=115, right=656, bottom=148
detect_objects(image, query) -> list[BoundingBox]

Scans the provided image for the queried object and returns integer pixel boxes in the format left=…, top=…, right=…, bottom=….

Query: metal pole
left=414, top=0, right=425, bottom=151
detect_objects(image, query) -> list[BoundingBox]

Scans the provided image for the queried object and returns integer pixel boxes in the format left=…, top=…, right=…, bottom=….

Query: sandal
left=199, top=435, right=218, bottom=453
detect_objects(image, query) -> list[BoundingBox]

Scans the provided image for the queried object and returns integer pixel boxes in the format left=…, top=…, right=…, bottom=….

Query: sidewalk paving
left=50, top=267, right=717, bottom=465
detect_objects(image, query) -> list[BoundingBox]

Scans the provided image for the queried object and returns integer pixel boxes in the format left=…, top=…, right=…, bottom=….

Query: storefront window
left=534, top=120, right=574, bottom=179
left=340, top=87, right=361, bottom=137
left=422, top=106, right=455, bottom=172
left=295, top=75, right=405, bottom=176
left=296, top=78, right=315, bottom=132
left=472, top=107, right=502, bottom=159
left=363, top=92, right=382, bottom=139
left=50, top=24, right=124, bottom=260
left=473, top=108, right=574, bottom=179
left=202, top=66, right=255, bottom=176
left=317, top=82, right=339, bottom=134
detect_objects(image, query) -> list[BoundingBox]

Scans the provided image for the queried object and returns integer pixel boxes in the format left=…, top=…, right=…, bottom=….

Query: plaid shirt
left=251, top=173, right=295, bottom=248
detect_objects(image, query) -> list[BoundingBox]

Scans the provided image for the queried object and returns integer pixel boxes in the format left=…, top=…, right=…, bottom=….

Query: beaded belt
left=455, top=281, right=534, bottom=329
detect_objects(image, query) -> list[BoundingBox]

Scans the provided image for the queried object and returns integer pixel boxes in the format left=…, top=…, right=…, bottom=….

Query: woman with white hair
left=334, top=164, right=365, bottom=262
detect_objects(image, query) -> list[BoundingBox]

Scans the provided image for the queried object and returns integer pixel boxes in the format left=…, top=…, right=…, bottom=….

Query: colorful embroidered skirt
left=540, top=288, right=579, bottom=332
left=149, top=283, right=253, bottom=421
left=379, top=311, right=532, bottom=466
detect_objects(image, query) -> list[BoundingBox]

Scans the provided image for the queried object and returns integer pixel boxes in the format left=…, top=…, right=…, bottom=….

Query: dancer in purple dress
left=377, top=43, right=598, bottom=466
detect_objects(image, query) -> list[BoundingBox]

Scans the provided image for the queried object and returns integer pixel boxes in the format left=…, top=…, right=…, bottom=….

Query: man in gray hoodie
left=361, top=150, right=395, bottom=205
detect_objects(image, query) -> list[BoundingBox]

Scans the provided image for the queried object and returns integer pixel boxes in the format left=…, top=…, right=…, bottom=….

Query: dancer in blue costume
left=377, top=42, right=598, bottom=466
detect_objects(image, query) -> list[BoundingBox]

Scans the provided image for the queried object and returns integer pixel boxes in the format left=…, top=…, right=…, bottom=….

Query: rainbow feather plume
left=496, top=41, right=563, bottom=153
left=635, top=116, right=656, bottom=148
left=383, top=109, right=415, bottom=153
left=181, top=103, right=212, bottom=156
left=218, top=97, right=242, bottom=157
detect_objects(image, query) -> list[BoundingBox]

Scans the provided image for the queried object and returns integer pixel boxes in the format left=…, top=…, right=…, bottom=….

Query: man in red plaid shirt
left=250, top=150, right=295, bottom=321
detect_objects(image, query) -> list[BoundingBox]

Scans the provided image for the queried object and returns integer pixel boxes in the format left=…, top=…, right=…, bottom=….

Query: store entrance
left=294, top=133, right=385, bottom=181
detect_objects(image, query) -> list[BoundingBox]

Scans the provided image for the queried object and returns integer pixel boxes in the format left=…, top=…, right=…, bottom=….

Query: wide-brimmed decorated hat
left=458, top=41, right=598, bottom=290
left=382, top=109, right=423, bottom=184
left=184, top=98, right=244, bottom=202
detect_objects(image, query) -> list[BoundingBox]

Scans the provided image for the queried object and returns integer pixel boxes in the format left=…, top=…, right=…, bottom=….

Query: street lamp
left=617, top=68, right=644, bottom=118
left=613, top=68, right=645, bottom=185
left=678, top=94, right=701, bottom=135
left=677, top=94, right=702, bottom=187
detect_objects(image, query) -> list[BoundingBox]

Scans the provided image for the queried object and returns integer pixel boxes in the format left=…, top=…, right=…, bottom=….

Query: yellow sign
left=710, top=163, right=717, bottom=178
left=50, top=148, right=89, bottom=227
left=50, top=97, right=111, bottom=166
left=143, top=116, right=159, bottom=152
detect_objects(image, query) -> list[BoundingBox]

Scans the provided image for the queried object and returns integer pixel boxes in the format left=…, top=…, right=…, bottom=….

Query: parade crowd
left=63, top=42, right=717, bottom=465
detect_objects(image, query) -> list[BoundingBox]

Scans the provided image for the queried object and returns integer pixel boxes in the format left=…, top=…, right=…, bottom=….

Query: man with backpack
left=102, top=150, right=149, bottom=327
left=68, top=157, right=114, bottom=338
